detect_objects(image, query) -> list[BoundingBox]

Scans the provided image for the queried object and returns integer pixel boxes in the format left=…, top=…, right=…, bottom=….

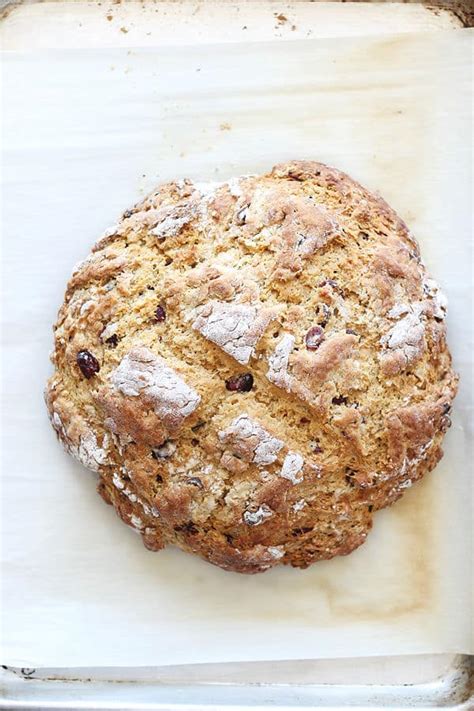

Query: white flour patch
left=226, top=177, right=243, bottom=198
left=72, top=432, right=109, bottom=473
left=306, top=462, right=323, bottom=478
left=150, top=204, right=197, bottom=239
left=112, top=472, right=125, bottom=490
left=51, top=411, right=67, bottom=439
left=130, top=514, right=144, bottom=530
left=267, top=546, right=285, bottom=559
left=266, top=333, right=295, bottom=390
left=151, top=215, right=188, bottom=239
left=79, top=299, right=95, bottom=316
left=100, top=321, right=119, bottom=340
left=380, top=302, right=425, bottom=370
left=192, top=181, right=223, bottom=202
left=292, top=499, right=306, bottom=512
left=381, top=302, right=425, bottom=350
left=112, top=471, right=160, bottom=519
left=243, top=505, right=273, bottom=526
left=401, top=438, right=434, bottom=473
left=110, top=347, right=200, bottom=428
left=280, top=452, right=304, bottom=484
left=102, top=223, right=120, bottom=237
left=72, top=253, right=94, bottom=274
left=192, top=300, right=278, bottom=365
left=423, top=278, right=448, bottom=319
left=219, top=414, right=284, bottom=466
left=388, top=303, right=411, bottom=319
left=151, top=441, right=177, bottom=460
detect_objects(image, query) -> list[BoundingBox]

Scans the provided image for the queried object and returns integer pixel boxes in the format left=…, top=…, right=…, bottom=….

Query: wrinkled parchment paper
left=1, top=30, right=472, bottom=667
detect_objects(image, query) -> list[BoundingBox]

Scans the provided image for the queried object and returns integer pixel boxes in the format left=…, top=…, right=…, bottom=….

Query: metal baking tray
left=1, top=2, right=472, bottom=709
left=1, top=654, right=473, bottom=709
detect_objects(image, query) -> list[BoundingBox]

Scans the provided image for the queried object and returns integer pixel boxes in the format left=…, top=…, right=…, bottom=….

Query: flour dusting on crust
left=292, top=499, right=307, bottom=512
left=151, top=204, right=196, bottom=239
left=267, top=546, right=285, bottom=559
left=280, top=452, right=304, bottom=484
left=192, top=300, right=279, bottom=365
left=218, top=414, right=284, bottom=466
left=423, top=278, right=448, bottom=320
left=380, top=302, right=425, bottom=375
left=50, top=409, right=109, bottom=473
left=72, top=432, right=109, bottom=472
left=243, top=505, right=273, bottom=526
left=110, top=347, right=200, bottom=428
left=267, top=333, right=295, bottom=390
left=112, top=470, right=160, bottom=518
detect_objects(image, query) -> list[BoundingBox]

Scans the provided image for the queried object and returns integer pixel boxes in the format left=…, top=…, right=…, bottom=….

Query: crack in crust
left=266, top=331, right=358, bottom=408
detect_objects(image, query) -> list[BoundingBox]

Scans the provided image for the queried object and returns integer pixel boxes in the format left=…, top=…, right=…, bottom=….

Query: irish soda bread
left=45, top=161, right=458, bottom=573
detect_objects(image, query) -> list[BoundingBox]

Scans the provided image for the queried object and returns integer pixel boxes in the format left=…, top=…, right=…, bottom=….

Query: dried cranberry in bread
left=45, top=161, right=458, bottom=573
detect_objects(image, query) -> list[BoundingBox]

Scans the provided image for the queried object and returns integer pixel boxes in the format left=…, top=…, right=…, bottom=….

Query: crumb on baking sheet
left=274, top=13, right=288, bottom=25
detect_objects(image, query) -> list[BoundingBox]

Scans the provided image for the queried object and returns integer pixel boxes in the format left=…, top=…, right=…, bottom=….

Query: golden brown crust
left=45, top=160, right=458, bottom=574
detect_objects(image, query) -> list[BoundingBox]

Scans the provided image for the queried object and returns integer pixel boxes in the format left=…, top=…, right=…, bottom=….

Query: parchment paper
left=1, top=31, right=472, bottom=668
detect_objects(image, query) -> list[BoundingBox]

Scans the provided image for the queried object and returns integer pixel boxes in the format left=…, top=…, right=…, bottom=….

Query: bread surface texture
left=45, top=161, right=458, bottom=574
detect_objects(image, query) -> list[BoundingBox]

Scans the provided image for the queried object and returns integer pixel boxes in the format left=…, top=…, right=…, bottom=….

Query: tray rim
left=1, top=3, right=472, bottom=709
left=1, top=654, right=472, bottom=709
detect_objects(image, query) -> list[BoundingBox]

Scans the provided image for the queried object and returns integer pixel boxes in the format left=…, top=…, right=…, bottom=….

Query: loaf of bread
left=45, top=161, right=457, bottom=573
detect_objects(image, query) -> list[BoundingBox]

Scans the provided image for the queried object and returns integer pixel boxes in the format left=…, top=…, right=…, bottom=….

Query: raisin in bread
left=45, top=161, right=458, bottom=574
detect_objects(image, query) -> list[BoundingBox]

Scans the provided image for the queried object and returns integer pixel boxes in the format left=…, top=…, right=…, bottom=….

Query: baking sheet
left=1, top=31, right=472, bottom=668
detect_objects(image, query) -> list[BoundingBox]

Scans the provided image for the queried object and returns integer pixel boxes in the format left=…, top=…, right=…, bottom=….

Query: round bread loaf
left=45, top=161, right=458, bottom=574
